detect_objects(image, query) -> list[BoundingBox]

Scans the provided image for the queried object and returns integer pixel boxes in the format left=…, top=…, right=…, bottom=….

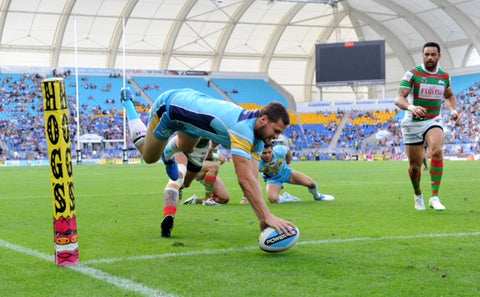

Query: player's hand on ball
left=263, top=215, right=296, bottom=236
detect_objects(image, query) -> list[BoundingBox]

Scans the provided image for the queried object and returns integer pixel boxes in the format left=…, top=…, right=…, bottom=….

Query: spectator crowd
left=0, top=71, right=479, bottom=162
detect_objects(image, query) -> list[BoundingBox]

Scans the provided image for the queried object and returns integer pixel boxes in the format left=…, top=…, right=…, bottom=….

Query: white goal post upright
left=122, top=16, right=128, bottom=164
left=74, top=15, right=82, bottom=165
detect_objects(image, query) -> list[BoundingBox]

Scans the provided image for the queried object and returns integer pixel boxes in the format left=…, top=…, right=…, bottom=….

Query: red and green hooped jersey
left=399, top=65, right=451, bottom=122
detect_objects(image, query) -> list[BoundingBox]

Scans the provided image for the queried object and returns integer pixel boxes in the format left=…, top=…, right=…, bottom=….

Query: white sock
left=128, top=119, right=146, bottom=149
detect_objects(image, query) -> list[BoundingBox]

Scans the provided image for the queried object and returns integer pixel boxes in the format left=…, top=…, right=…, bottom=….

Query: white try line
left=0, top=239, right=177, bottom=297
left=83, top=231, right=480, bottom=265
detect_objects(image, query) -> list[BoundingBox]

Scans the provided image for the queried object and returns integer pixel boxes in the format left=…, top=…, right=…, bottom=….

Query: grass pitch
left=0, top=161, right=479, bottom=296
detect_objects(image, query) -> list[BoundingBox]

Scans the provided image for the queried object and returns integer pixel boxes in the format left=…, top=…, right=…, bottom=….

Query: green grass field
left=1, top=161, right=479, bottom=297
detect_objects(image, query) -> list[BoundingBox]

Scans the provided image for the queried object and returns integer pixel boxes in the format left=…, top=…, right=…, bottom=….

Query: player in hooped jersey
left=395, top=42, right=461, bottom=211
left=120, top=87, right=296, bottom=236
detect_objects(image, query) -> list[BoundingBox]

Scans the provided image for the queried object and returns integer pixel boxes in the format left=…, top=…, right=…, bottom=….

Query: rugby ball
left=258, top=226, right=300, bottom=253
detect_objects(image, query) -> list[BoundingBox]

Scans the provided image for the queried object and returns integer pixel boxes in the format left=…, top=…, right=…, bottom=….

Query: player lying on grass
left=160, top=137, right=230, bottom=237
left=241, top=143, right=334, bottom=204
left=181, top=138, right=229, bottom=206
left=121, top=87, right=296, bottom=235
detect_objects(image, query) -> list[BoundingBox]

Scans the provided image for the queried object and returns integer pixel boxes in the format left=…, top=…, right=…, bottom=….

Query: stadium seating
left=132, top=76, right=224, bottom=101
left=1, top=70, right=479, bottom=161
left=210, top=78, right=290, bottom=108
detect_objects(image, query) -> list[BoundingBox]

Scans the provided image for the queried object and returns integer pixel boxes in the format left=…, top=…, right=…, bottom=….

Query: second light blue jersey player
left=259, top=144, right=292, bottom=185
left=149, top=88, right=264, bottom=160
left=240, top=143, right=335, bottom=204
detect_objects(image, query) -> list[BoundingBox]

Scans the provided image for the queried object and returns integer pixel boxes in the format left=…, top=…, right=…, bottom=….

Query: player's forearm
left=395, top=87, right=411, bottom=110
left=232, top=155, right=272, bottom=222
left=238, top=176, right=272, bottom=222
left=395, top=97, right=411, bottom=111
left=444, top=94, right=457, bottom=112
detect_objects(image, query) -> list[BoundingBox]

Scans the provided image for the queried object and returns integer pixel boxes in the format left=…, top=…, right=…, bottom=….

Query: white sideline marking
left=84, top=231, right=480, bottom=265
left=299, top=231, right=480, bottom=246
left=3, top=231, right=479, bottom=296
left=85, top=246, right=259, bottom=264
left=0, top=239, right=176, bottom=297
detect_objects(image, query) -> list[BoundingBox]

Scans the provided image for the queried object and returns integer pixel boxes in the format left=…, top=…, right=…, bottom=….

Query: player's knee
left=142, top=150, right=162, bottom=164
left=430, top=147, right=443, bottom=159
left=142, top=155, right=158, bottom=164
left=409, top=165, right=421, bottom=176
left=205, top=161, right=219, bottom=174
left=144, top=159, right=157, bottom=164
left=165, top=164, right=187, bottom=189
left=268, top=195, right=279, bottom=203
left=215, top=195, right=230, bottom=204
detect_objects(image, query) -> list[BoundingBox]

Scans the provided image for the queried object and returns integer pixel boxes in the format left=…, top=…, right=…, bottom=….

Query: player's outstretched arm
left=232, top=155, right=295, bottom=235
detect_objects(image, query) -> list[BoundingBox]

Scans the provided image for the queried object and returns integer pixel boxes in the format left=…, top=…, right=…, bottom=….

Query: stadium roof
left=1, top=0, right=479, bottom=102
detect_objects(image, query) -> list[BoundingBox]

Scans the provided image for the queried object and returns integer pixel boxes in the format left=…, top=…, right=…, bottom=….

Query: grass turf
left=0, top=161, right=479, bottom=296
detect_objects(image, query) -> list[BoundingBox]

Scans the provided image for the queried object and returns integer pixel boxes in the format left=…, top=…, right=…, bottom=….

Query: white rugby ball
left=258, top=226, right=300, bottom=253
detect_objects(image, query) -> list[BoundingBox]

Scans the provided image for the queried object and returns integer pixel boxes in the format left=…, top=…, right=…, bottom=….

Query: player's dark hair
left=259, top=102, right=290, bottom=126
left=423, top=42, right=440, bottom=53
left=263, top=143, right=273, bottom=149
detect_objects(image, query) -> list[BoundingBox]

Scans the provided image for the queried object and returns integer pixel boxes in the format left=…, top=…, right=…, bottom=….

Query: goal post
left=42, top=78, right=79, bottom=266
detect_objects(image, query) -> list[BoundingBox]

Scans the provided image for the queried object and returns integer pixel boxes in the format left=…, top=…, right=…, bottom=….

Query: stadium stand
left=132, top=76, right=224, bottom=101
left=210, top=78, right=290, bottom=109
left=1, top=69, right=479, bottom=163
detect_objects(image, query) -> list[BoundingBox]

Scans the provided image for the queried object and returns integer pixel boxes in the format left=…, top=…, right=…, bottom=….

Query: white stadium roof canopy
left=0, top=0, right=479, bottom=102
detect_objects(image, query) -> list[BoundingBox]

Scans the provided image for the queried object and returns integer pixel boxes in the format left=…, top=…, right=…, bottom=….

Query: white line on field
left=0, top=239, right=177, bottom=297
left=3, top=231, right=479, bottom=296
left=85, top=246, right=260, bottom=264
left=83, top=231, right=480, bottom=265
left=298, top=231, right=480, bottom=245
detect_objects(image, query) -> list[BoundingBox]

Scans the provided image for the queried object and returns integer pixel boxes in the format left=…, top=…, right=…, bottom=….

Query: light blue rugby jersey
left=150, top=88, right=264, bottom=160
left=259, top=145, right=289, bottom=176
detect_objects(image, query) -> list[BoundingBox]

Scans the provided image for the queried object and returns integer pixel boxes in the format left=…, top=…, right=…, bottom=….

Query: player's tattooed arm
left=395, top=87, right=412, bottom=111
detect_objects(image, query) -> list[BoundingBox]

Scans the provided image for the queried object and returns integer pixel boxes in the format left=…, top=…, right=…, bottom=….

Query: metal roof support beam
left=431, top=0, right=480, bottom=67
left=260, top=3, right=305, bottom=72
left=211, top=0, right=254, bottom=71
left=375, top=0, right=453, bottom=68
left=107, top=0, right=138, bottom=69
left=161, top=0, right=197, bottom=70
left=0, top=0, right=11, bottom=44
left=51, top=0, right=75, bottom=67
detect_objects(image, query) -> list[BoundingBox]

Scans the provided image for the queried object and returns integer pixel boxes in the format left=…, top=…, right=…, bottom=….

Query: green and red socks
left=408, top=158, right=443, bottom=197
left=204, top=175, right=216, bottom=201
left=429, top=158, right=443, bottom=196
left=408, top=168, right=422, bottom=195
